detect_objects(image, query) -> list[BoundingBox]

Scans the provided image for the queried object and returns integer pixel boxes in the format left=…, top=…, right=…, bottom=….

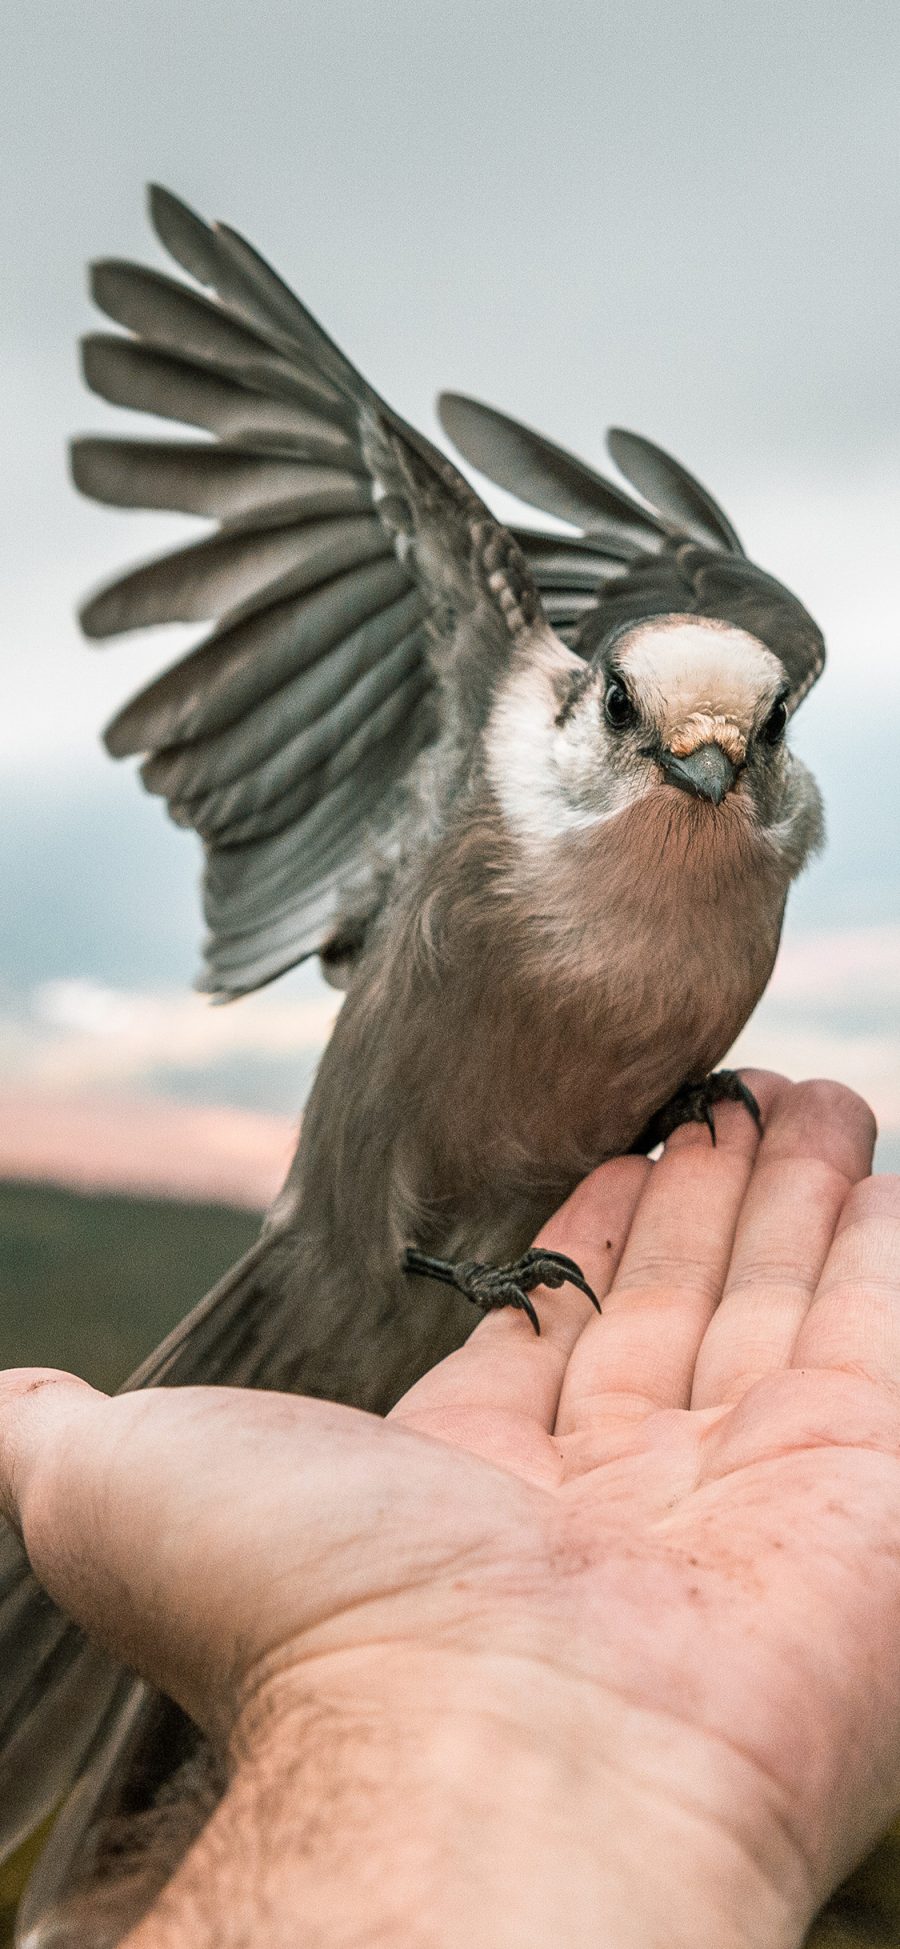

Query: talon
left=525, top=1248, right=581, bottom=1278
left=740, top=1083, right=764, bottom=1134
left=517, top=1247, right=601, bottom=1313
left=402, top=1243, right=599, bottom=1328
left=633, top=1069, right=762, bottom=1154
left=510, top=1286, right=541, bottom=1335
left=563, top=1266, right=602, bottom=1313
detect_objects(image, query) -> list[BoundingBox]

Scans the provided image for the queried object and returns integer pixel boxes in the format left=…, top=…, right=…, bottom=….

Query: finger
left=0, top=1371, right=271, bottom=1728
left=0, top=1370, right=97, bottom=1538
left=691, top=1081, right=877, bottom=1409
left=792, top=1174, right=900, bottom=1385
left=555, top=1072, right=788, bottom=1452
left=391, top=1156, right=649, bottom=1480
left=0, top=1372, right=445, bottom=1736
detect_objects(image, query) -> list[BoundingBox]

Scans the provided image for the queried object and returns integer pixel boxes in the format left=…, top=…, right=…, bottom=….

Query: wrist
left=129, top=1646, right=816, bottom=1948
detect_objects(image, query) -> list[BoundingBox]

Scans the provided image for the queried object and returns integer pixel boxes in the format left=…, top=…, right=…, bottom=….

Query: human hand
left=1, top=1073, right=898, bottom=1949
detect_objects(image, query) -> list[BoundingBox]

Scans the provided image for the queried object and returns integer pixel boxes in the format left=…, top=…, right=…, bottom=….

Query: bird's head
left=589, top=613, right=790, bottom=812
left=487, top=612, right=823, bottom=873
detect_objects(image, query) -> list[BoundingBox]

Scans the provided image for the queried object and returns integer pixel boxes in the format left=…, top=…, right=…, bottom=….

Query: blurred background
left=0, top=4, right=899, bottom=1936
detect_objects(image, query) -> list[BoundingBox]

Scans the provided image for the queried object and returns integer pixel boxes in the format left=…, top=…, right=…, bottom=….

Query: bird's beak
left=662, top=742, right=738, bottom=806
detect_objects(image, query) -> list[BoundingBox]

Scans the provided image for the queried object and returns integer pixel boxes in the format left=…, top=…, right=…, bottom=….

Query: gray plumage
left=3, top=189, right=826, bottom=1945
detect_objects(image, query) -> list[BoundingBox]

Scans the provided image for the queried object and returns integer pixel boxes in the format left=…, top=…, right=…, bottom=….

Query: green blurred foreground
left=0, top=1179, right=258, bottom=1391
left=0, top=1180, right=898, bottom=1945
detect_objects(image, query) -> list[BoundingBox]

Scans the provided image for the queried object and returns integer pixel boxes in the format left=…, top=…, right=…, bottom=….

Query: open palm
left=3, top=1071, right=899, bottom=1945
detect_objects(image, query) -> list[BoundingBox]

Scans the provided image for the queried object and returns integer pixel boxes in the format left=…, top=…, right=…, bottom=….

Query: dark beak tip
left=663, top=743, right=738, bottom=806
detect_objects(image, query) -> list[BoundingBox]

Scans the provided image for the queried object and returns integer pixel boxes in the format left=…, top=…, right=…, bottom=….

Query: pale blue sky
left=1, top=0, right=898, bottom=1183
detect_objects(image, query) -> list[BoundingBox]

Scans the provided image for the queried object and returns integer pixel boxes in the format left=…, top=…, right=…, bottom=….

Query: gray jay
left=0, top=188, right=825, bottom=1944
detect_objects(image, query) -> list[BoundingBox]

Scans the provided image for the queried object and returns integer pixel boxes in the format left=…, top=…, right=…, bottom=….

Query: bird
left=0, top=186, right=826, bottom=1945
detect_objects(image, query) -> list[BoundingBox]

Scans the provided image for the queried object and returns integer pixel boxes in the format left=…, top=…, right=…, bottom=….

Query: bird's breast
left=399, top=825, right=786, bottom=1252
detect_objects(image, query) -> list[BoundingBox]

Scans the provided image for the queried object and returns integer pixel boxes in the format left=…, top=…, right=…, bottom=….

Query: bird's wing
left=74, top=189, right=544, bottom=999
left=438, top=395, right=825, bottom=705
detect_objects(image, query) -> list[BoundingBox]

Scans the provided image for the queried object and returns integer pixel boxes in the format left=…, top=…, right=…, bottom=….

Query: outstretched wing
left=438, top=394, right=825, bottom=706
left=74, top=189, right=543, bottom=999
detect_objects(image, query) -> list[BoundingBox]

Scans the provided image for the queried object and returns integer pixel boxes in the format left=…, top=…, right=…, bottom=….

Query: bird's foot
left=633, top=1069, right=763, bottom=1152
left=402, top=1246, right=599, bottom=1337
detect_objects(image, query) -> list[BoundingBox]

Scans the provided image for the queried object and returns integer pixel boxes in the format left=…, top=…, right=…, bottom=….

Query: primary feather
left=75, top=187, right=542, bottom=998
left=439, top=394, right=824, bottom=696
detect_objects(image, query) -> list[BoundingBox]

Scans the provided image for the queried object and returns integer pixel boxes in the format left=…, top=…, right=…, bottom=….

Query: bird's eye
left=605, top=680, right=636, bottom=730
left=762, top=698, right=788, bottom=746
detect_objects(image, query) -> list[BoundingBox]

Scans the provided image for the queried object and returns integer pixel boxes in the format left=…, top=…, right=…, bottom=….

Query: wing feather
left=606, top=427, right=743, bottom=554
left=438, top=392, right=664, bottom=550
left=200, top=718, right=431, bottom=994
left=77, top=189, right=542, bottom=994
left=443, top=397, right=824, bottom=704
left=81, top=514, right=391, bottom=636
left=71, top=438, right=373, bottom=522
left=81, top=334, right=362, bottom=455
left=104, top=559, right=411, bottom=755
left=183, top=661, right=431, bottom=849
left=146, top=614, right=424, bottom=816
left=90, top=260, right=345, bottom=412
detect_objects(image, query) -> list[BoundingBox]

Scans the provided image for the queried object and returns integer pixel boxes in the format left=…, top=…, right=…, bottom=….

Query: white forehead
left=617, top=616, right=783, bottom=722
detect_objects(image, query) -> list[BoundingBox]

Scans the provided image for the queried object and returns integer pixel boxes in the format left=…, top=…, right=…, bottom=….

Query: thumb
left=0, top=1371, right=301, bottom=1738
left=0, top=1369, right=99, bottom=1543
left=0, top=1373, right=451, bottom=1743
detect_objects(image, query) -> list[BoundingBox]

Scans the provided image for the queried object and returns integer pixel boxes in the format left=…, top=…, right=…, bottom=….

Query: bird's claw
left=633, top=1068, right=763, bottom=1152
left=402, top=1244, right=600, bottom=1336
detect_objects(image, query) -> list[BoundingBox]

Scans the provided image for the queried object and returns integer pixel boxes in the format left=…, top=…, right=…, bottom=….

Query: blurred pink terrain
left=0, top=1090, right=294, bottom=1211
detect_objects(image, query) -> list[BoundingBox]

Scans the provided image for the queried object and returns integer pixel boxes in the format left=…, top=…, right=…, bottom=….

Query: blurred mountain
left=0, top=1179, right=259, bottom=1392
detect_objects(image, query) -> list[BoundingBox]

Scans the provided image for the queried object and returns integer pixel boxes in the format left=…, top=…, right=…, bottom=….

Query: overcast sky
left=1, top=0, right=898, bottom=1195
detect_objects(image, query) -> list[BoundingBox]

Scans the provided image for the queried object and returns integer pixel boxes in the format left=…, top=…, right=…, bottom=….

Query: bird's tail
left=0, top=1225, right=294, bottom=1940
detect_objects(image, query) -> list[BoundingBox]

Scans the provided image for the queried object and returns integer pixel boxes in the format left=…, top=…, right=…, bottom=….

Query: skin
left=2, top=1071, right=899, bottom=1948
